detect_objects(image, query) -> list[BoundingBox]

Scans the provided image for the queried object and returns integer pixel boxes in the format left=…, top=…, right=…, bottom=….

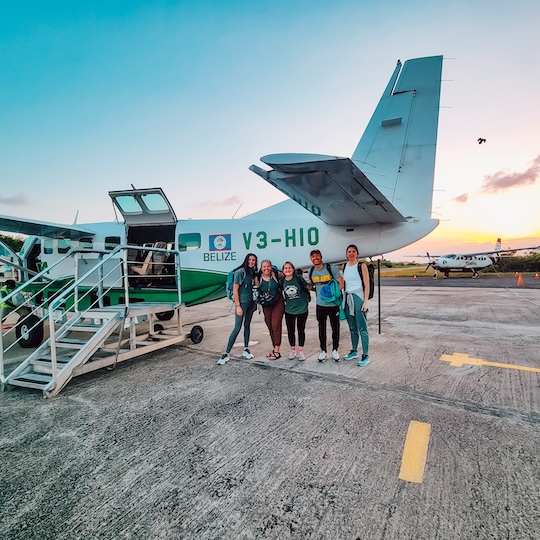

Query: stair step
left=9, top=379, right=49, bottom=390
left=68, top=323, right=103, bottom=332
left=32, top=355, right=73, bottom=363
left=55, top=341, right=86, bottom=349
left=10, top=372, right=51, bottom=389
left=57, top=338, right=88, bottom=345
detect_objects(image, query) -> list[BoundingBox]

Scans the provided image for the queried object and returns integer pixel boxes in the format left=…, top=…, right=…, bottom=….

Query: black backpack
left=358, top=262, right=375, bottom=299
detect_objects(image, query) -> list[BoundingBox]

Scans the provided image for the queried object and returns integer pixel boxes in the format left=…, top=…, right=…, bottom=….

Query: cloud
left=0, top=193, right=30, bottom=206
left=480, top=155, right=540, bottom=194
left=453, top=193, right=468, bottom=203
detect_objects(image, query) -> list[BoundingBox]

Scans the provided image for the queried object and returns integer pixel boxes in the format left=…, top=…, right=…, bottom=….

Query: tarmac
left=1, top=277, right=539, bottom=539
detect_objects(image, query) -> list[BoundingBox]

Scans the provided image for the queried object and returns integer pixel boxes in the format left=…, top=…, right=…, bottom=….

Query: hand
left=236, top=305, right=243, bottom=315
left=361, top=301, right=368, bottom=312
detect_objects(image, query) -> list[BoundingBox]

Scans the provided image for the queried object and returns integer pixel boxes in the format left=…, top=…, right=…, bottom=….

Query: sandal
left=266, top=351, right=275, bottom=358
left=268, top=351, right=281, bottom=360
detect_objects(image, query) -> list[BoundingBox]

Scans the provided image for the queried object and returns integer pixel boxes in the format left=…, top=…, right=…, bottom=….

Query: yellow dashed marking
left=398, top=421, right=431, bottom=483
left=441, top=352, right=540, bottom=373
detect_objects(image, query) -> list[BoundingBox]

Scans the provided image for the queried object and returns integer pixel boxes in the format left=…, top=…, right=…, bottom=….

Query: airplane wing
left=249, top=154, right=407, bottom=227
left=0, top=215, right=96, bottom=239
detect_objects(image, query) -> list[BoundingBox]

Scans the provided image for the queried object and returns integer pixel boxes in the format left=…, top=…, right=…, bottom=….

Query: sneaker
left=288, top=349, right=296, bottom=359
left=242, top=348, right=254, bottom=360
left=217, top=353, right=229, bottom=365
left=297, top=350, right=305, bottom=361
left=357, top=354, right=370, bottom=367
left=318, top=351, right=327, bottom=362
left=332, top=350, right=340, bottom=362
left=344, top=351, right=359, bottom=361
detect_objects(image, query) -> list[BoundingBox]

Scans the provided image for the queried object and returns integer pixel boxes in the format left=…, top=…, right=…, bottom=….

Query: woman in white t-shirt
left=342, top=244, right=370, bottom=366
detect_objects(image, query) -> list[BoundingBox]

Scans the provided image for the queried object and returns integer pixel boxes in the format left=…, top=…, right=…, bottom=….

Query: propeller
left=424, top=252, right=434, bottom=272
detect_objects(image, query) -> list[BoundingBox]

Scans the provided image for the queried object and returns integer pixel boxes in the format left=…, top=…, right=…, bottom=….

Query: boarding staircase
left=1, top=245, right=201, bottom=397
left=6, top=309, right=122, bottom=396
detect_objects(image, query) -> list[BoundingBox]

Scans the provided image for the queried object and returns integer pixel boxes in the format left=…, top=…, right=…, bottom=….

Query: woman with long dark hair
left=217, top=253, right=258, bottom=365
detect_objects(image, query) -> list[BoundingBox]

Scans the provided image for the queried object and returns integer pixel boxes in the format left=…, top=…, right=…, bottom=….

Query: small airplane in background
left=414, top=238, right=540, bottom=278
left=0, top=55, right=445, bottom=310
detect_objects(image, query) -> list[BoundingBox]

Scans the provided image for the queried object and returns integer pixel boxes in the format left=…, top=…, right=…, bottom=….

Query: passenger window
left=105, top=236, right=121, bottom=251
left=178, top=233, right=201, bottom=252
left=141, top=193, right=170, bottom=213
left=44, top=239, right=53, bottom=255
left=58, top=238, right=71, bottom=254
left=79, top=237, right=93, bottom=250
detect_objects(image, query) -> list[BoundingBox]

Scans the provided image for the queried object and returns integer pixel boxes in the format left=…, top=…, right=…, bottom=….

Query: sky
left=1, top=0, right=539, bottom=261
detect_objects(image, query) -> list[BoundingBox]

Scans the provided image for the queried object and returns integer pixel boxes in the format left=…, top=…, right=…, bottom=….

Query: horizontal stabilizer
left=0, top=215, right=95, bottom=239
left=250, top=154, right=406, bottom=226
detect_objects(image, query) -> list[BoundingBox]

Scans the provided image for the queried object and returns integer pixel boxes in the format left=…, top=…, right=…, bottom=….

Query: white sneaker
left=217, top=353, right=229, bottom=365
left=332, top=350, right=340, bottom=362
left=318, top=351, right=327, bottom=362
left=288, top=349, right=296, bottom=359
left=242, top=348, right=254, bottom=360
left=297, top=350, right=305, bottom=361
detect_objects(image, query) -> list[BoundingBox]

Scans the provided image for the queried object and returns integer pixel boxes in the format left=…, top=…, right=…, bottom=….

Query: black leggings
left=284, top=311, right=308, bottom=347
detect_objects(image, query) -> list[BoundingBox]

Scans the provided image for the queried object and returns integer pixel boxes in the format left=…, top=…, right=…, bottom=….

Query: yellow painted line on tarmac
left=398, top=421, right=431, bottom=483
left=441, top=352, right=540, bottom=373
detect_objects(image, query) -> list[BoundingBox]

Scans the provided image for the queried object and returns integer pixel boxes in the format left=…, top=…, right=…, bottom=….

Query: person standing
left=217, top=253, right=258, bottom=365
left=0, top=279, right=30, bottom=322
left=258, top=260, right=285, bottom=360
left=342, top=244, right=370, bottom=366
left=308, top=249, right=344, bottom=362
left=281, top=261, right=310, bottom=361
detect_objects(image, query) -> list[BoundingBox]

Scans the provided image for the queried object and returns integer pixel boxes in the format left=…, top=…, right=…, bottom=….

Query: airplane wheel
left=190, top=325, right=204, bottom=344
left=154, top=323, right=164, bottom=333
left=16, top=315, right=44, bottom=348
left=156, top=311, right=174, bottom=321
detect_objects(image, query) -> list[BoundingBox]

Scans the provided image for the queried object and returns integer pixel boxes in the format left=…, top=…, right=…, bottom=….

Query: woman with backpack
left=342, top=244, right=370, bottom=366
left=281, top=261, right=310, bottom=361
left=217, top=253, right=258, bottom=365
left=258, top=260, right=285, bottom=360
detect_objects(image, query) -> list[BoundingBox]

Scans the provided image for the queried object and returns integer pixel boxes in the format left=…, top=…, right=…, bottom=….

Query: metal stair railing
left=2, top=245, right=182, bottom=388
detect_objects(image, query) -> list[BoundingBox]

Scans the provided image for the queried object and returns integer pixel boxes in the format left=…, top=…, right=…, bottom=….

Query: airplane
left=0, top=55, right=444, bottom=324
left=415, top=238, right=540, bottom=278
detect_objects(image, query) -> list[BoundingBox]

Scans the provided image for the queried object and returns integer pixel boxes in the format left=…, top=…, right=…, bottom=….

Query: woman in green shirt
left=281, top=261, right=310, bottom=361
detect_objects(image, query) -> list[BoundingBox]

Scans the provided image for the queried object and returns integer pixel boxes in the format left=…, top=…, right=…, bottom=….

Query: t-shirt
left=281, top=275, right=309, bottom=315
left=310, top=264, right=341, bottom=307
left=234, top=268, right=254, bottom=303
left=259, top=275, right=283, bottom=306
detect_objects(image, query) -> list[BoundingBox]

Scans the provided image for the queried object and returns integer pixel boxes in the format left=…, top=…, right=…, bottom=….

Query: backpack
left=225, top=267, right=246, bottom=301
left=358, top=261, right=375, bottom=299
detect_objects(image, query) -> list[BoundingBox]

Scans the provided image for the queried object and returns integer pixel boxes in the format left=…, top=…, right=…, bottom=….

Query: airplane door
left=108, top=188, right=177, bottom=226
left=109, top=188, right=179, bottom=288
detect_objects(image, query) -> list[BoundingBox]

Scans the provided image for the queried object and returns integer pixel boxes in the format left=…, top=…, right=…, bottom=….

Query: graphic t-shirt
left=282, top=275, right=310, bottom=315
left=311, top=264, right=341, bottom=307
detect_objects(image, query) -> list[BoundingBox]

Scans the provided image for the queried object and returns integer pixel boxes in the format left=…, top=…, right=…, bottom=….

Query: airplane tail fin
left=352, top=55, right=443, bottom=220
left=495, top=238, right=501, bottom=252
